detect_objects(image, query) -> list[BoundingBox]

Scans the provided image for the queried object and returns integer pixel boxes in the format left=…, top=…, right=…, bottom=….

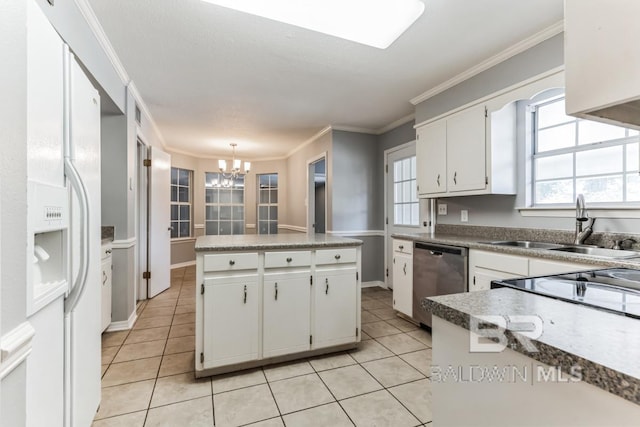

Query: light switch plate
left=438, top=204, right=447, bottom=215
left=461, top=210, right=469, bottom=222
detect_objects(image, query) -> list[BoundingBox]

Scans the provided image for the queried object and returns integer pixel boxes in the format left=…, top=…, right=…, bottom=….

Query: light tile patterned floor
left=94, top=266, right=433, bottom=426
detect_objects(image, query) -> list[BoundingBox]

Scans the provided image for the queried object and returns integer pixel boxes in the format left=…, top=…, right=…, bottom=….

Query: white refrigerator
left=26, top=1, right=102, bottom=425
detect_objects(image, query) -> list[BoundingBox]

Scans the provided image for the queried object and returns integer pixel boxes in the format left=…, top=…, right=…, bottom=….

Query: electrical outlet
left=461, top=210, right=469, bottom=222
left=438, top=204, right=447, bottom=215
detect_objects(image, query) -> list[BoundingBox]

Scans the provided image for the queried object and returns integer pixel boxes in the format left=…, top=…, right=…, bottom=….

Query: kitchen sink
left=548, top=246, right=640, bottom=259
left=481, top=240, right=567, bottom=249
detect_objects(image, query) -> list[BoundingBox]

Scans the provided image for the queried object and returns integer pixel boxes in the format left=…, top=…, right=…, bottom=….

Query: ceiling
left=87, top=0, right=563, bottom=160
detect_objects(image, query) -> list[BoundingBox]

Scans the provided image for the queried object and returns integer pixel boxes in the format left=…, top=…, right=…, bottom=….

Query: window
left=204, top=172, right=245, bottom=235
left=170, top=167, right=192, bottom=238
left=393, top=156, right=419, bottom=226
left=532, top=96, right=640, bottom=205
left=257, top=174, right=278, bottom=234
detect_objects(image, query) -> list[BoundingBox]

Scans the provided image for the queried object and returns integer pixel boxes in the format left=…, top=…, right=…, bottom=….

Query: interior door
left=385, top=143, right=419, bottom=288
left=148, top=146, right=171, bottom=297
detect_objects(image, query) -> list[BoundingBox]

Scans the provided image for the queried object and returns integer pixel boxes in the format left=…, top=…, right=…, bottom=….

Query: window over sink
left=530, top=95, right=640, bottom=206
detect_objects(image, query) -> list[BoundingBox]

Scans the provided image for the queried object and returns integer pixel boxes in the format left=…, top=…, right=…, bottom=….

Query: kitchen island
left=423, top=289, right=640, bottom=426
left=194, top=234, right=362, bottom=377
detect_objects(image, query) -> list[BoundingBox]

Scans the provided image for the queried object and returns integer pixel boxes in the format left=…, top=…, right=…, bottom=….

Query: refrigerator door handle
left=64, top=157, right=90, bottom=314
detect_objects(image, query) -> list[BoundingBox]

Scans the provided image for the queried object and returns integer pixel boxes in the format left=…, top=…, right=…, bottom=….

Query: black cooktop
left=492, top=268, right=640, bottom=319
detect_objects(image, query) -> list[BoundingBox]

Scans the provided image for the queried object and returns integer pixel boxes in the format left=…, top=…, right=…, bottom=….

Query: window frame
left=204, top=172, right=246, bottom=236
left=529, top=96, right=640, bottom=207
left=257, top=173, right=279, bottom=235
left=392, top=155, right=419, bottom=227
left=170, top=167, right=193, bottom=239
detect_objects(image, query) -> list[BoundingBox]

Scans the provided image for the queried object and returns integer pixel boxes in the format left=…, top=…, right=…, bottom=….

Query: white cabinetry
left=263, top=250, right=311, bottom=358
left=416, top=102, right=516, bottom=198
left=314, top=248, right=358, bottom=348
left=469, top=250, right=528, bottom=291
left=196, top=245, right=361, bottom=376
left=416, top=120, right=446, bottom=195
left=470, top=249, right=597, bottom=291
left=100, top=242, right=112, bottom=332
left=391, top=239, right=413, bottom=317
left=565, top=0, right=640, bottom=129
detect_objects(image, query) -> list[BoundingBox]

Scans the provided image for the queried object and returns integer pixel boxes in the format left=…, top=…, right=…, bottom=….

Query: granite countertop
left=195, top=234, right=363, bottom=252
left=392, top=230, right=640, bottom=269
left=423, top=289, right=640, bottom=405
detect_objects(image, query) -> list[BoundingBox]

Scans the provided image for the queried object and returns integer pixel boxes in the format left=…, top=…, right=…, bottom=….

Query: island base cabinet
left=263, top=272, right=311, bottom=358
left=314, top=268, right=358, bottom=348
left=202, top=274, right=259, bottom=369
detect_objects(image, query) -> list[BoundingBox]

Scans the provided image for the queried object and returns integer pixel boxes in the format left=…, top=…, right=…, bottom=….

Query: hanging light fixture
left=217, top=143, right=251, bottom=186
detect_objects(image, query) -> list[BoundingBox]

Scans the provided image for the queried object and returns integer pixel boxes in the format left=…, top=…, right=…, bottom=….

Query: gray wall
left=415, top=34, right=564, bottom=124
left=417, top=32, right=640, bottom=234
left=0, top=0, right=28, bottom=424
left=331, top=131, right=380, bottom=231
left=101, top=115, right=128, bottom=238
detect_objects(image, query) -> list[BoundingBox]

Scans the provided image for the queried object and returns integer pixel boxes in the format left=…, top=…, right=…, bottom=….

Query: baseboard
left=106, top=310, right=137, bottom=332
left=171, top=260, right=196, bottom=269
left=362, top=280, right=387, bottom=289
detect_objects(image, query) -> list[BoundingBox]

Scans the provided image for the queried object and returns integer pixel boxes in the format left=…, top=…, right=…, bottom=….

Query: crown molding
left=332, top=125, right=378, bottom=135
left=286, top=126, right=333, bottom=157
left=376, top=113, right=415, bottom=134
left=410, top=20, right=564, bottom=106
left=73, top=0, right=129, bottom=85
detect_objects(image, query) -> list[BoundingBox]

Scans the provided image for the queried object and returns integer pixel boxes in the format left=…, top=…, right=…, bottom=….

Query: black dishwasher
left=412, top=242, right=468, bottom=327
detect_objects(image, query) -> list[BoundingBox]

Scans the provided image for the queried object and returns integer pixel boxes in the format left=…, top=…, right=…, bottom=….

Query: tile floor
left=94, top=266, right=433, bottom=426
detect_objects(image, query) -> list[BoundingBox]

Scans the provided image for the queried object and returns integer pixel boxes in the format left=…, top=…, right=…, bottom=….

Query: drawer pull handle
left=275, top=283, right=278, bottom=300
left=453, top=171, right=457, bottom=185
left=229, top=260, right=235, bottom=266
left=243, top=285, right=247, bottom=304
left=105, top=249, right=112, bottom=255
left=286, top=257, right=292, bottom=263
left=437, top=174, right=440, bottom=187
left=334, top=254, right=341, bottom=260
left=325, top=278, right=329, bottom=295
left=398, top=245, right=404, bottom=250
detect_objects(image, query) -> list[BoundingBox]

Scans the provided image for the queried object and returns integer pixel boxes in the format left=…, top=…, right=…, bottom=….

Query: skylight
left=202, top=0, right=425, bottom=49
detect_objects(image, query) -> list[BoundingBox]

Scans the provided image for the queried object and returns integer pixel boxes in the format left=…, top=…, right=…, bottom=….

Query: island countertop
left=195, top=233, right=363, bottom=252
left=423, top=288, right=640, bottom=405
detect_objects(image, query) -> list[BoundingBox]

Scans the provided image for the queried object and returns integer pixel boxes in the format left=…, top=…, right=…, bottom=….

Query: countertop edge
left=194, top=236, right=363, bottom=252
left=423, top=295, right=640, bottom=405
left=392, top=233, right=640, bottom=268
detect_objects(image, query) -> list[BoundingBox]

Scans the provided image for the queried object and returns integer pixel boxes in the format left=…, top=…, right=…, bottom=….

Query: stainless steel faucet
left=574, top=194, right=595, bottom=245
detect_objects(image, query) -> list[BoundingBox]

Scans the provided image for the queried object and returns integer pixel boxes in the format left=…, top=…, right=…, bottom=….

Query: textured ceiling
left=88, top=0, right=563, bottom=159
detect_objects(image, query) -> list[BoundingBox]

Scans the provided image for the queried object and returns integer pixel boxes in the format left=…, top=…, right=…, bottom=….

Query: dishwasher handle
left=414, top=242, right=467, bottom=256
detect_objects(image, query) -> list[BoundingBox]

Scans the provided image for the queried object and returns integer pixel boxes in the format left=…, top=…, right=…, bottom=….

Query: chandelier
left=215, top=143, right=251, bottom=187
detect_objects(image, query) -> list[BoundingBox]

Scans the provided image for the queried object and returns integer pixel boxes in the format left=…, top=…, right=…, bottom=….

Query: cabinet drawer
left=472, top=251, right=528, bottom=276
left=392, top=239, right=413, bottom=255
left=315, top=248, right=357, bottom=265
left=203, top=253, right=258, bottom=272
left=265, top=251, right=311, bottom=269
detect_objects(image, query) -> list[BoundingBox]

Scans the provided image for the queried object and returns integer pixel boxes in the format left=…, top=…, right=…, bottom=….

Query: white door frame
left=306, top=152, right=327, bottom=234
left=136, top=139, right=148, bottom=301
left=383, top=140, right=422, bottom=289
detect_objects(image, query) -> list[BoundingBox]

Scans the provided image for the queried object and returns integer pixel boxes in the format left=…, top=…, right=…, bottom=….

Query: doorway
left=384, top=142, right=420, bottom=289
left=136, top=140, right=148, bottom=301
left=307, top=154, right=327, bottom=234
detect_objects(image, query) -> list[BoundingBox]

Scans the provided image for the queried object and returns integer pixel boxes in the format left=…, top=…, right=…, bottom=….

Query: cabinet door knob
left=229, top=260, right=235, bottom=266
left=334, top=254, right=341, bottom=260
left=286, top=257, right=292, bottom=263
left=403, top=263, right=407, bottom=275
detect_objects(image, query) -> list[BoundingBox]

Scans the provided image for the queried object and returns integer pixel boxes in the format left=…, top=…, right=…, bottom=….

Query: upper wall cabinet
left=416, top=101, right=516, bottom=198
left=565, top=0, right=640, bottom=129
